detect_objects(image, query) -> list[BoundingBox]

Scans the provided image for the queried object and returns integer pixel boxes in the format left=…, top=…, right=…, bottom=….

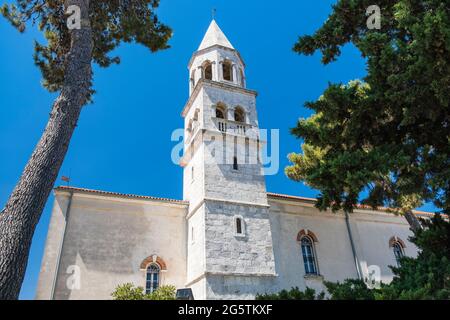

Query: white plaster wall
left=43, top=191, right=188, bottom=300
left=350, top=211, right=417, bottom=284
left=189, top=277, right=206, bottom=300
left=35, top=196, right=69, bottom=299
left=269, top=200, right=357, bottom=294
left=267, top=198, right=419, bottom=296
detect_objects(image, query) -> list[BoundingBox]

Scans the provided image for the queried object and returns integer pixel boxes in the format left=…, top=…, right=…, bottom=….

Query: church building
left=36, top=20, right=428, bottom=300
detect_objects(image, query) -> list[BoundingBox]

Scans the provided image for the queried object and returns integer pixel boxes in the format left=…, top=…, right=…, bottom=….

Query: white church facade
left=36, top=20, right=428, bottom=300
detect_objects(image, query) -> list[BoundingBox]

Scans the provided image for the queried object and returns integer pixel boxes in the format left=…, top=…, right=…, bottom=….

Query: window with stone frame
left=300, top=236, right=318, bottom=275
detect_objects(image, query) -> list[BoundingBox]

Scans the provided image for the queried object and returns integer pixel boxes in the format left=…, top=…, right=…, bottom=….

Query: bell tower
left=181, top=20, right=276, bottom=299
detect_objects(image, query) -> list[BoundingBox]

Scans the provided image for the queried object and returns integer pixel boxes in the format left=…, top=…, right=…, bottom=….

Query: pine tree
left=0, top=0, right=171, bottom=299
left=286, top=0, right=449, bottom=228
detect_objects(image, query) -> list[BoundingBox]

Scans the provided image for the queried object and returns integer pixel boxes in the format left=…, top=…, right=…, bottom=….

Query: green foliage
left=111, top=283, right=147, bottom=300
left=256, top=287, right=325, bottom=300
left=147, top=284, right=176, bottom=300
left=111, top=283, right=176, bottom=300
left=287, top=0, right=450, bottom=215
left=256, top=280, right=373, bottom=300
left=376, top=214, right=450, bottom=300
left=324, top=279, right=376, bottom=300
left=1, top=1, right=172, bottom=95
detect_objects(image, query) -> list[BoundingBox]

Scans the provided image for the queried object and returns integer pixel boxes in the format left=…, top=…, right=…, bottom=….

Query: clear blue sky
left=0, top=0, right=435, bottom=299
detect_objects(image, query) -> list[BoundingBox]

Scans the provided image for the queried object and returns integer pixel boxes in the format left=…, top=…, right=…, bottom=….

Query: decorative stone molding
left=297, top=229, right=319, bottom=242
left=389, top=236, right=406, bottom=248
left=140, top=255, right=167, bottom=271
left=304, top=274, right=324, bottom=281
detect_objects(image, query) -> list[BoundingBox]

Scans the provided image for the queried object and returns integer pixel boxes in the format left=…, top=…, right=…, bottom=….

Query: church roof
left=198, top=19, right=234, bottom=50
left=54, top=186, right=188, bottom=205
left=267, top=192, right=436, bottom=217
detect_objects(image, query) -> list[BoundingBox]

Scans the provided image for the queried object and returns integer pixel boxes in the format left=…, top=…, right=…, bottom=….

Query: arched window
left=222, top=61, right=233, bottom=81
left=203, top=62, right=212, bottom=80
left=215, top=104, right=227, bottom=119
left=234, top=107, right=245, bottom=123
left=300, top=236, right=318, bottom=275
left=145, top=263, right=160, bottom=294
left=392, top=242, right=404, bottom=267
left=389, top=236, right=406, bottom=267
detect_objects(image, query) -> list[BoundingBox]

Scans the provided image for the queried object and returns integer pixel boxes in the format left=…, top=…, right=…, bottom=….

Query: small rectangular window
left=234, top=216, right=245, bottom=237
left=236, top=218, right=242, bottom=234
left=233, top=156, right=238, bottom=170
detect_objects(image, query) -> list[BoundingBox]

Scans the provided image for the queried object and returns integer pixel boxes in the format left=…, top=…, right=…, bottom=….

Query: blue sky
left=0, top=0, right=435, bottom=299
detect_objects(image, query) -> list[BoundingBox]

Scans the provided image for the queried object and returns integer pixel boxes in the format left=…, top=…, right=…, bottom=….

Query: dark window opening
left=236, top=218, right=242, bottom=234
left=234, top=108, right=245, bottom=122
left=216, top=108, right=225, bottom=119
left=216, top=104, right=226, bottom=119
left=204, top=64, right=212, bottom=80
left=233, top=156, right=238, bottom=170
left=222, top=62, right=233, bottom=81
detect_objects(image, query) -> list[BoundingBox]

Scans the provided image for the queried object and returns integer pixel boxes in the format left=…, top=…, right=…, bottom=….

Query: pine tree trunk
left=0, top=0, right=92, bottom=300
left=404, top=210, right=422, bottom=234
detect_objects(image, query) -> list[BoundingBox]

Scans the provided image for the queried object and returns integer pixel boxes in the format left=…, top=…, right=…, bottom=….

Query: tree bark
left=404, top=210, right=423, bottom=234
left=0, top=0, right=92, bottom=300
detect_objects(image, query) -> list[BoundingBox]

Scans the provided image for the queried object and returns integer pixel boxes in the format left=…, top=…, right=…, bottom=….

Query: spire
left=198, top=20, right=234, bottom=51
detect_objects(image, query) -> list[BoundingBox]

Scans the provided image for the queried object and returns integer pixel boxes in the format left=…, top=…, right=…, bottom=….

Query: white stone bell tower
left=181, top=20, right=276, bottom=300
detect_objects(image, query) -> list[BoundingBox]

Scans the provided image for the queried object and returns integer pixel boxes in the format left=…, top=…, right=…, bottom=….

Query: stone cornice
left=54, top=186, right=189, bottom=208
left=187, top=45, right=246, bottom=69
left=181, top=79, right=258, bottom=118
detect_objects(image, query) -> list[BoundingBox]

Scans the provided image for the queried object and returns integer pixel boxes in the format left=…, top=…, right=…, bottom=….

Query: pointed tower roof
left=198, top=20, right=234, bottom=50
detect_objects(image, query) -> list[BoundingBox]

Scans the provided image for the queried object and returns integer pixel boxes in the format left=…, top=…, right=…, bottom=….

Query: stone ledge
left=303, top=274, right=324, bottom=281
